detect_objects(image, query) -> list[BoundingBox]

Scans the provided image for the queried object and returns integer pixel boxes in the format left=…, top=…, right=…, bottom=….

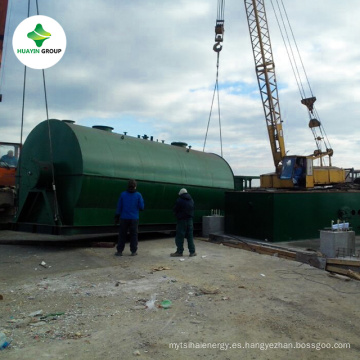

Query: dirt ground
left=0, top=234, right=359, bottom=360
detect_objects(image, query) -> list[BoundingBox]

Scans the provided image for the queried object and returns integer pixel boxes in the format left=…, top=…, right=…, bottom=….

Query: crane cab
left=280, top=155, right=346, bottom=188
left=260, top=155, right=345, bottom=189
left=260, top=155, right=312, bottom=189
left=0, top=142, right=21, bottom=187
left=280, top=156, right=312, bottom=188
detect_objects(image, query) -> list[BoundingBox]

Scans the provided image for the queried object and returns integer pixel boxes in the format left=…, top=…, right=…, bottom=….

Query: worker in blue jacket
left=114, top=179, right=144, bottom=256
left=292, top=161, right=304, bottom=187
left=0, top=150, right=17, bottom=167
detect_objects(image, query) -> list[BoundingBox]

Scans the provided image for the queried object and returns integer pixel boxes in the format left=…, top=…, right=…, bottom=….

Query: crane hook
left=213, top=20, right=224, bottom=53
left=213, top=42, right=223, bottom=52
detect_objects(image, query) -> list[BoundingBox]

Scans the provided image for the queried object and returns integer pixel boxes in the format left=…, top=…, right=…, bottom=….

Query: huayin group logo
left=27, top=23, right=51, bottom=47
left=13, top=15, right=66, bottom=69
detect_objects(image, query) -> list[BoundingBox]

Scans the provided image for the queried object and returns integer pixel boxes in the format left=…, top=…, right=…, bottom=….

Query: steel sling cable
left=17, top=0, right=31, bottom=215
left=217, top=59, right=223, bottom=158
left=269, top=0, right=305, bottom=100
left=279, top=0, right=314, bottom=97
left=35, top=0, right=60, bottom=222
left=203, top=0, right=225, bottom=157
left=271, top=0, right=333, bottom=164
left=278, top=0, right=333, bottom=157
left=204, top=52, right=223, bottom=156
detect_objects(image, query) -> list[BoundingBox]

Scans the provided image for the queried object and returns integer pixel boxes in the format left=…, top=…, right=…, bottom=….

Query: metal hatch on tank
left=14, top=119, right=234, bottom=235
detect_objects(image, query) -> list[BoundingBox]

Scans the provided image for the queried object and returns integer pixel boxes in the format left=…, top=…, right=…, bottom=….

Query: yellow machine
left=260, top=156, right=346, bottom=188
left=244, top=0, right=345, bottom=188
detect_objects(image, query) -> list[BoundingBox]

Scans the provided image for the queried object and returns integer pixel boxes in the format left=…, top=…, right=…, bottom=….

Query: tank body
left=15, top=120, right=234, bottom=234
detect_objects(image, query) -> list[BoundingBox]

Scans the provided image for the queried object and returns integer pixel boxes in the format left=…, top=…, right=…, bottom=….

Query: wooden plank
left=326, top=258, right=360, bottom=267
left=222, top=242, right=296, bottom=260
left=325, top=265, right=350, bottom=276
left=327, top=273, right=351, bottom=281
left=208, top=235, right=297, bottom=259
left=347, top=269, right=360, bottom=281
left=227, top=241, right=296, bottom=256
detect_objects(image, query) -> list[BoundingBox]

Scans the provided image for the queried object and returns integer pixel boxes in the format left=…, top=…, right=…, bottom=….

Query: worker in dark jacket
left=171, top=188, right=196, bottom=257
left=114, top=179, right=144, bottom=256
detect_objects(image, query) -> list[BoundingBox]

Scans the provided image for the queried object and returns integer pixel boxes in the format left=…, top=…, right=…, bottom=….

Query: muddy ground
left=0, top=234, right=359, bottom=359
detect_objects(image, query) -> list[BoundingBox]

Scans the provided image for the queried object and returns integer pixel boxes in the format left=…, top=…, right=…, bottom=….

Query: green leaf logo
left=27, top=23, right=51, bottom=47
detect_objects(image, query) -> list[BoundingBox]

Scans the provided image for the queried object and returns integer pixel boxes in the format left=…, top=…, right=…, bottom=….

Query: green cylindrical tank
left=15, top=119, right=234, bottom=234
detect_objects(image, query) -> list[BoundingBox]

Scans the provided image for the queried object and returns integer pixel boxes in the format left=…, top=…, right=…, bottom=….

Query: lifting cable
left=18, top=0, right=31, bottom=207
left=270, top=0, right=332, bottom=164
left=35, top=0, right=60, bottom=222
left=203, top=0, right=225, bottom=157
left=269, top=0, right=305, bottom=104
left=34, top=0, right=50, bottom=121
left=19, top=0, right=60, bottom=223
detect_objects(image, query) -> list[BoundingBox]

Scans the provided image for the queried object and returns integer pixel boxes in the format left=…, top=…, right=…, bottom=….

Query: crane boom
left=244, top=0, right=285, bottom=172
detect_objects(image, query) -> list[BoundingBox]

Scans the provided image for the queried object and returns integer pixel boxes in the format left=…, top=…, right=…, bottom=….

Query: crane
left=244, top=0, right=345, bottom=188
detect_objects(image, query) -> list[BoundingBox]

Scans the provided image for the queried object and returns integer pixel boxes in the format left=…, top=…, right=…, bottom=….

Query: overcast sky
left=1, top=0, right=359, bottom=178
